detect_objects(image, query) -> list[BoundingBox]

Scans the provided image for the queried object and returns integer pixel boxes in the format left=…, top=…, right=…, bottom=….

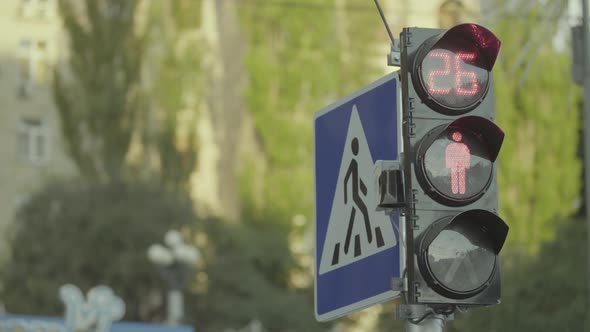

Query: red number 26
left=427, top=51, right=480, bottom=97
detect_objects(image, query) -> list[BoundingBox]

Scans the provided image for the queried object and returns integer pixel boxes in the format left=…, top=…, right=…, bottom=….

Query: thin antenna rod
left=373, top=0, right=395, bottom=44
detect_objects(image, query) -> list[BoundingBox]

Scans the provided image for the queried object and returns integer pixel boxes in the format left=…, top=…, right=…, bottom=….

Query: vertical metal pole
left=582, top=0, right=590, bottom=330
left=583, top=1, right=590, bottom=331
left=406, top=315, right=445, bottom=332
left=167, top=289, right=184, bottom=325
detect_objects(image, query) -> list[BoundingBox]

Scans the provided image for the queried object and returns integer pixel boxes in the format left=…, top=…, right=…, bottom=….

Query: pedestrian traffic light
left=400, top=23, right=508, bottom=306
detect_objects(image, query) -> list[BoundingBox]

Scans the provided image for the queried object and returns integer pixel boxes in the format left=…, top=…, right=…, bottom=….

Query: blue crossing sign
left=314, top=72, right=403, bottom=321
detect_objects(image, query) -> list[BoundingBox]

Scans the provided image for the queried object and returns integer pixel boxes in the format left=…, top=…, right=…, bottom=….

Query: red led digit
left=420, top=46, right=489, bottom=111
left=426, top=51, right=480, bottom=96
left=445, top=131, right=471, bottom=194
left=455, top=52, right=479, bottom=96
left=427, top=51, right=451, bottom=95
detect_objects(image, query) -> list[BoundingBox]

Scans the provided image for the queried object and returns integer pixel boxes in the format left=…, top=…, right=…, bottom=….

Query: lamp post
left=147, top=230, right=200, bottom=325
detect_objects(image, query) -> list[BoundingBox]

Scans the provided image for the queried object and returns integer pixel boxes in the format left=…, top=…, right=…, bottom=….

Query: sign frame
left=314, top=71, right=405, bottom=321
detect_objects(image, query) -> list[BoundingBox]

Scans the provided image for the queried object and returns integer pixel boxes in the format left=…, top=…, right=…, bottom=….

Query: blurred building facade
left=0, top=0, right=76, bottom=239
left=386, top=0, right=481, bottom=35
left=378, top=0, right=482, bottom=71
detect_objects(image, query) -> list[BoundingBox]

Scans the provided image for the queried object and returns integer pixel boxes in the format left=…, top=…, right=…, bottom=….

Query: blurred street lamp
left=147, top=230, right=200, bottom=325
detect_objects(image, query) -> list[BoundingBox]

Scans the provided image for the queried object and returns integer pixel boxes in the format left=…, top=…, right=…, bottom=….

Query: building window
left=37, top=0, right=50, bottom=17
left=31, top=40, right=49, bottom=82
left=17, top=38, right=33, bottom=98
left=18, top=38, right=31, bottom=80
left=17, top=38, right=50, bottom=97
left=20, top=0, right=33, bottom=15
left=19, top=0, right=54, bottom=19
left=17, top=118, right=49, bottom=164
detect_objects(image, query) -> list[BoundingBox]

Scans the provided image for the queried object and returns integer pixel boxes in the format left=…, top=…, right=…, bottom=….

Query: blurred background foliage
left=0, top=0, right=586, bottom=331
left=493, top=0, right=581, bottom=254
left=0, top=180, right=192, bottom=321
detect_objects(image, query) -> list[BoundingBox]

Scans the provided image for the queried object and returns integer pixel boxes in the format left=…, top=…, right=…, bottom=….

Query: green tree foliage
left=142, top=0, right=202, bottom=190
left=441, top=1, right=584, bottom=330
left=0, top=180, right=194, bottom=321
left=54, top=0, right=198, bottom=189
left=491, top=0, right=581, bottom=252
left=187, top=215, right=328, bottom=332
left=54, top=0, right=144, bottom=181
left=232, top=2, right=387, bottom=329
left=238, top=0, right=384, bottom=232
left=236, top=2, right=385, bottom=329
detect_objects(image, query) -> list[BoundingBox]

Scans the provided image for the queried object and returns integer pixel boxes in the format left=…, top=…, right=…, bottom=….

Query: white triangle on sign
left=319, top=105, right=397, bottom=275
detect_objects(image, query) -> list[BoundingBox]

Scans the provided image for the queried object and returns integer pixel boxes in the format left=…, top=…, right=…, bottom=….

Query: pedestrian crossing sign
left=314, top=72, right=402, bottom=321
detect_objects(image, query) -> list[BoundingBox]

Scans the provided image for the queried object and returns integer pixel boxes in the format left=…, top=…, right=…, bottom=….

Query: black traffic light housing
left=400, top=24, right=508, bottom=306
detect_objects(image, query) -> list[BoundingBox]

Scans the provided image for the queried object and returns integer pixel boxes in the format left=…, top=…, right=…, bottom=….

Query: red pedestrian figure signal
left=445, top=131, right=470, bottom=194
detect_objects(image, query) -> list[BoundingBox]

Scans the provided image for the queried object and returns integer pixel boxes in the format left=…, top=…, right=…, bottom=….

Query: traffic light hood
left=446, top=116, right=504, bottom=161
left=432, top=23, right=501, bottom=71
left=451, top=209, right=508, bottom=254
left=420, top=209, right=508, bottom=257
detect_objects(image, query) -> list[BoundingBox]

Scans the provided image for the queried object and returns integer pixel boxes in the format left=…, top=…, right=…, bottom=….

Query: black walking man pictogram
left=331, top=137, right=386, bottom=265
left=343, top=137, right=372, bottom=257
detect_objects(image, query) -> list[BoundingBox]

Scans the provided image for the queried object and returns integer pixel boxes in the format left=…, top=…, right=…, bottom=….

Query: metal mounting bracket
left=374, top=160, right=405, bottom=209
left=395, top=304, right=455, bottom=321
left=395, top=304, right=429, bottom=320
left=391, top=277, right=407, bottom=292
left=388, top=40, right=401, bottom=67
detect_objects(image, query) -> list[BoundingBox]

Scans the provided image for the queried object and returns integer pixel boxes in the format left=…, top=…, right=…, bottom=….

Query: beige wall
left=386, top=0, right=481, bottom=33
left=376, top=0, right=482, bottom=71
left=0, top=0, right=76, bottom=238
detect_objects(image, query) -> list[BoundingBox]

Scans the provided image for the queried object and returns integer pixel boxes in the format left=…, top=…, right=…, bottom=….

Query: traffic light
left=400, top=24, right=508, bottom=306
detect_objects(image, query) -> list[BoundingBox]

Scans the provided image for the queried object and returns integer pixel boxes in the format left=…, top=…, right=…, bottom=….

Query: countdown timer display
left=415, top=39, right=491, bottom=113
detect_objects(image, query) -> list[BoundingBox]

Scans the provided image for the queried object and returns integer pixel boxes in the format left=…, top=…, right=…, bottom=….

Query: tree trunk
left=194, top=0, right=261, bottom=223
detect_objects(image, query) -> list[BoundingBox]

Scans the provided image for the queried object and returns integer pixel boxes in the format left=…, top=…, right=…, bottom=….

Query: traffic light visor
left=438, top=24, right=501, bottom=70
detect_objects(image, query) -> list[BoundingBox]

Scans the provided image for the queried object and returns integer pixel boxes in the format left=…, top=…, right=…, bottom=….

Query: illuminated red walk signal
left=416, top=118, right=501, bottom=206
left=445, top=131, right=470, bottom=195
